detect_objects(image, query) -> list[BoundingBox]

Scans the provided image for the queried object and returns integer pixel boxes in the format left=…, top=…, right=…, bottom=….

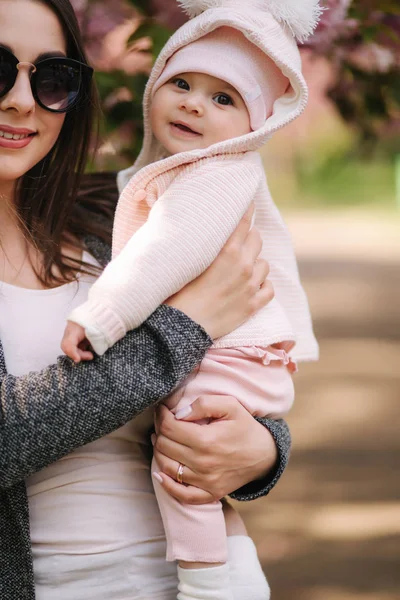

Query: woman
left=0, top=0, right=290, bottom=598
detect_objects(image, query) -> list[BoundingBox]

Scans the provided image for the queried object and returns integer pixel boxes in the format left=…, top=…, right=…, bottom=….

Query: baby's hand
left=61, top=321, right=94, bottom=363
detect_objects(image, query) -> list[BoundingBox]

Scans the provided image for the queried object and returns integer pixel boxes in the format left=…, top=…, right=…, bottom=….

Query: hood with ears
left=118, top=0, right=322, bottom=191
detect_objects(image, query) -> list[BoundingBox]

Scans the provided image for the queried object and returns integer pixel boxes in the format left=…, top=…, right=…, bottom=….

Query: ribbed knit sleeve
left=0, top=306, right=211, bottom=490
left=68, top=159, right=261, bottom=355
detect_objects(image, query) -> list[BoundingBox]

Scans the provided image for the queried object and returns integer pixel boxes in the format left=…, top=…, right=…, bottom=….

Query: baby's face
left=150, top=72, right=251, bottom=155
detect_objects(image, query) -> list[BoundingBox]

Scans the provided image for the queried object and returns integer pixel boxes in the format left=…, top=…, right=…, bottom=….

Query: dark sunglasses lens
left=36, top=63, right=82, bottom=111
left=0, top=51, right=14, bottom=95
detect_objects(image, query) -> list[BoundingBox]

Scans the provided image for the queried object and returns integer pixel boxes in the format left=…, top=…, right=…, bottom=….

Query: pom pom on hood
left=178, top=0, right=323, bottom=43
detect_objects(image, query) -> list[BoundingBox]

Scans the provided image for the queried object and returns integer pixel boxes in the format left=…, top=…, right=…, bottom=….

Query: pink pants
left=151, top=345, right=296, bottom=563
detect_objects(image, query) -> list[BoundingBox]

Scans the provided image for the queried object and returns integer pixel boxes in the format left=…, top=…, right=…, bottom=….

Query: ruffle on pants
left=236, top=345, right=298, bottom=374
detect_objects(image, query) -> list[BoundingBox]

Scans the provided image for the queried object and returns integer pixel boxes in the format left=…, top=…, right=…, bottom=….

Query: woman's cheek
left=0, top=114, right=66, bottom=182
left=24, top=113, right=66, bottom=172
left=42, top=112, right=66, bottom=154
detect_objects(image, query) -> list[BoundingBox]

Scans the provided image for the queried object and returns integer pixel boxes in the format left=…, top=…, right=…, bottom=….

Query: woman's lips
left=0, top=128, right=36, bottom=149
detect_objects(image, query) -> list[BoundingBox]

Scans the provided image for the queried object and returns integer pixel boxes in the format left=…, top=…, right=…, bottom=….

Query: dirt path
left=235, top=212, right=400, bottom=600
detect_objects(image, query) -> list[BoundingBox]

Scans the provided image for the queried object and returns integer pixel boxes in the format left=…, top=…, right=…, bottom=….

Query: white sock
left=227, top=536, right=271, bottom=600
left=177, top=564, right=234, bottom=600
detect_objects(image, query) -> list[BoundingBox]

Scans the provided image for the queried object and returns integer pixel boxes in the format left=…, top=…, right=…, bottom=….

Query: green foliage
left=126, top=0, right=149, bottom=13
left=77, top=0, right=173, bottom=167
left=128, top=21, right=172, bottom=60
left=295, top=153, right=396, bottom=208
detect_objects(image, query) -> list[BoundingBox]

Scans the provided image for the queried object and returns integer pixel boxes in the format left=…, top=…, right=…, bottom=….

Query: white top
left=0, top=252, right=177, bottom=600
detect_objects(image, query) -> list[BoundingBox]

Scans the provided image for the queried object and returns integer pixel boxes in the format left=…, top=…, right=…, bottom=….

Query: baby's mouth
left=171, top=122, right=201, bottom=135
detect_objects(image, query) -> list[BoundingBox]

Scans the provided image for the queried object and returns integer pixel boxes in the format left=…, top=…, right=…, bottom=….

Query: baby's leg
left=151, top=457, right=227, bottom=564
left=223, top=500, right=271, bottom=600
left=152, top=357, right=235, bottom=599
left=152, top=456, right=233, bottom=600
left=155, top=347, right=291, bottom=599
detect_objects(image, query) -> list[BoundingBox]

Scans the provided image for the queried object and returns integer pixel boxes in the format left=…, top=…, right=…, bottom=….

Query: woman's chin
left=0, top=163, right=36, bottom=182
left=0, top=131, right=62, bottom=183
left=0, top=152, right=48, bottom=182
left=0, top=164, right=33, bottom=186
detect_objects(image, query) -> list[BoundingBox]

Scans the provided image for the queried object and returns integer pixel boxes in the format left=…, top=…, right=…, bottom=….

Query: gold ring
left=176, top=463, right=184, bottom=485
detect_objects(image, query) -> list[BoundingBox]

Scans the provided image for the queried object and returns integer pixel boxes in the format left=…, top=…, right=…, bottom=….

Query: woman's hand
left=152, top=396, right=278, bottom=504
left=166, top=205, right=273, bottom=339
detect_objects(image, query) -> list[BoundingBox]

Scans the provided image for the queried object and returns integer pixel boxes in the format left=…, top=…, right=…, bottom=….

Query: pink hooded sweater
left=69, top=3, right=319, bottom=362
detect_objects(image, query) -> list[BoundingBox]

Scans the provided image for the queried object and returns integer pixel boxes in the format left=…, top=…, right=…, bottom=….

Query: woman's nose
left=0, top=69, right=35, bottom=115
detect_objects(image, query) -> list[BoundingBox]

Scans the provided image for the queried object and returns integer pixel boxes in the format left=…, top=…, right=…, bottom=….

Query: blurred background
left=71, top=1, right=400, bottom=598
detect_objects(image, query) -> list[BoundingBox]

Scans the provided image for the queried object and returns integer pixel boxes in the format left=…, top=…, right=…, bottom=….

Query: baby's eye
left=172, top=78, right=190, bottom=90
left=214, top=93, right=233, bottom=106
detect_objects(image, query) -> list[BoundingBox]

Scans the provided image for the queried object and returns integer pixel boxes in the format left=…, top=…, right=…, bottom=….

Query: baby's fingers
left=77, top=338, right=94, bottom=362
left=61, top=322, right=90, bottom=363
left=77, top=348, right=94, bottom=362
left=61, top=337, right=82, bottom=363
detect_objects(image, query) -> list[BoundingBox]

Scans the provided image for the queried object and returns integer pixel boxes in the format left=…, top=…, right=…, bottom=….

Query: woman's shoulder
left=83, top=234, right=112, bottom=267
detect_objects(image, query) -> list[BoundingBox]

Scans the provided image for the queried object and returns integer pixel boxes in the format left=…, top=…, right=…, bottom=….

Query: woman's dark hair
left=16, top=0, right=113, bottom=286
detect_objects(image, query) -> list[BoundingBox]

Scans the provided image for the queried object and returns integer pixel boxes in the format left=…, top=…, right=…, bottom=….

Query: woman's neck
left=0, top=180, right=15, bottom=223
left=0, top=182, right=84, bottom=290
left=0, top=228, right=42, bottom=290
left=0, top=186, right=43, bottom=289
left=0, top=188, right=21, bottom=243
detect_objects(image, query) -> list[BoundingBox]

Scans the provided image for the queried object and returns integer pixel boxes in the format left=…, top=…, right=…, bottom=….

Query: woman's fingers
left=253, top=275, right=275, bottom=314
left=153, top=447, right=200, bottom=488
left=154, top=399, right=242, bottom=497
left=155, top=399, right=238, bottom=455
left=156, top=397, right=241, bottom=450
left=253, top=257, right=270, bottom=289
left=153, top=395, right=279, bottom=500
left=153, top=432, right=196, bottom=470
left=154, top=473, right=215, bottom=505
left=220, top=213, right=261, bottom=286
left=175, top=394, right=240, bottom=423
left=153, top=443, right=223, bottom=504
left=155, top=404, right=198, bottom=447
left=247, top=259, right=274, bottom=315
left=227, top=204, right=255, bottom=245
left=153, top=432, right=224, bottom=493
left=242, top=226, right=263, bottom=266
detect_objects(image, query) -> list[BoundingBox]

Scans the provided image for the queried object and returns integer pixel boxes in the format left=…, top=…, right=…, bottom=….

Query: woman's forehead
left=0, top=0, right=67, bottom=61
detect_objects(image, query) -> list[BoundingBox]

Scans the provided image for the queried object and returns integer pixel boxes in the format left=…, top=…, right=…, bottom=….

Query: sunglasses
left=0, top=46, right=94, bottom=113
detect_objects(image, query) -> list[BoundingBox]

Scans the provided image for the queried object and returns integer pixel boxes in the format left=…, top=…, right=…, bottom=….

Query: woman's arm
left=152, top=397, right=291, bottom=503
left=0, top=306, right=210, bottom=490
left=0, top=210, right=272, bottom=490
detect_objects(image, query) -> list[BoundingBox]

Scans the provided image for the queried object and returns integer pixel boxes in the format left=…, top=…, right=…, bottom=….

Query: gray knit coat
left=0, top=235, right=291, bottom=600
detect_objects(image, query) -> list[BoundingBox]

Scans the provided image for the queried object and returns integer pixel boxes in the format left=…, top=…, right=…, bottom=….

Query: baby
left=62, top=1, right=321, bottom=599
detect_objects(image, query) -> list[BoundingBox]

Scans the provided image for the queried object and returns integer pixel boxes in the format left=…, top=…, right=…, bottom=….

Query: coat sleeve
left=0, top=306, right=211, bottom=490
left=69, top=160, right=261, bottom=355
left=229, top=417, right=291, bottom=501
